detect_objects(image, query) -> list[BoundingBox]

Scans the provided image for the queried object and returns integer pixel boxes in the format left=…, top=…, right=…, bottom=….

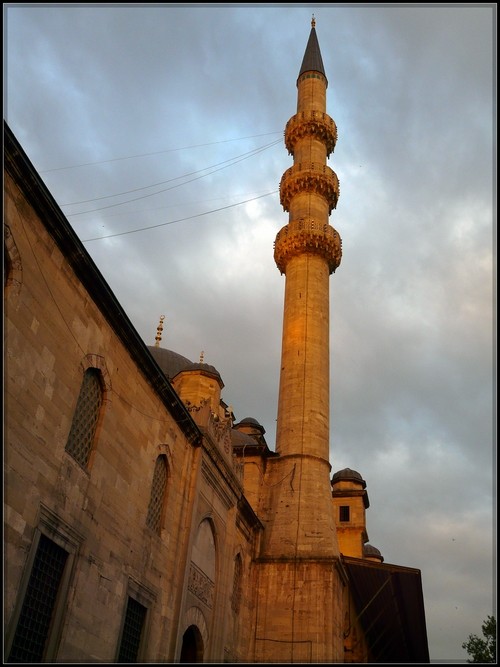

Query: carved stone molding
left=188, top=561, right=214, bottom=609
left=279, top=163, right=339, bottom=213
left=4, top=224, right=23, bottom=295
left=284, top=111, right=338, bottom=157
left=274, top=219, right=342, bottom=275
left=207, top=413, right=232, bottom=455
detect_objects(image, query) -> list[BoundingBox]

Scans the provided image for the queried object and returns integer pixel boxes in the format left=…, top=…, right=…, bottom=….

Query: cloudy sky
left=4, top=3, right=495, bottom=662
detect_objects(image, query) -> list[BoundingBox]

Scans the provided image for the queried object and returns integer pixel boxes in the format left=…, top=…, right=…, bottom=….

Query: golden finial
left=199, top=351, right=204, bottom=363
left=311, top=14, right=316, bottom=28
left=154, top=315, right=165, bottom=347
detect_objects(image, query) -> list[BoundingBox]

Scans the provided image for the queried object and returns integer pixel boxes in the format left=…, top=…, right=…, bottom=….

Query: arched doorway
left=180, top=624, right=204, bottom=663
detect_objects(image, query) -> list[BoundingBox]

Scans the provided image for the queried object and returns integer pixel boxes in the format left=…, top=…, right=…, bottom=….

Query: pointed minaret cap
left=298, top=15, right=327, bottom=84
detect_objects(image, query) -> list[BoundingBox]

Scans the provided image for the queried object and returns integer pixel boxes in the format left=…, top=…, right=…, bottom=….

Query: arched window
left=65, top=367, right=103, bottom=468
left=146, top=455, right=168, bottom=534
left=231, top=553, right=243, bottom=614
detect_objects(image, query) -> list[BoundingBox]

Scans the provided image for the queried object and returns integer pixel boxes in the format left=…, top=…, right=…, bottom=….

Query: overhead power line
left=63, top=138, right=281, bottom=209
left=40, top=131, right=282, bottom=173
left=82, top=190, right=279, bottom=242
left=66, top=139, right=282, bottom=217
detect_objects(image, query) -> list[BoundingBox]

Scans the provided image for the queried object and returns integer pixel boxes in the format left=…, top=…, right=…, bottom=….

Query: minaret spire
left=298, top=15, right=327, bottom=82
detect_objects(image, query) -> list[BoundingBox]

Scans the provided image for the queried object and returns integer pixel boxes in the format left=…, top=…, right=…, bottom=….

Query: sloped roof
left=342, top=556, right=429, bottom=663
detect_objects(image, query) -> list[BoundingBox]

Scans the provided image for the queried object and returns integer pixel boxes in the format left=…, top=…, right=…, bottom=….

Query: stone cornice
left=255, top=555, right=342, bottom=565
left=201, top=457, right=235, bottom=510
left=200, top=430, right=243, bottom=503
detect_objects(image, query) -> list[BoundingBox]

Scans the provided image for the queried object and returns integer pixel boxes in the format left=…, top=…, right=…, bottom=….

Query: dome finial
left=154, top=315, right=165, bottom=347
left=199, top=350, right=204, bottom=363
left=311, top=14, right=316, bottom=29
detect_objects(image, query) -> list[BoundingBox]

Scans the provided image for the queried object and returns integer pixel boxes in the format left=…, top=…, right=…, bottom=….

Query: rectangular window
left=8, top=534, right=68, bottom=662
left=339, top=505, right=350, bottom=522
left=116, top=579, right=156, bottom=663
left=117, top=596, right=147, bottom=662
left=5, top=505, right=82, bottom=663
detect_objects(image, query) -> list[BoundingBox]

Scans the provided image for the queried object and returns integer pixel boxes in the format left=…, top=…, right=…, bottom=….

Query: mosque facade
left=4, top=20, right=429, bottom=663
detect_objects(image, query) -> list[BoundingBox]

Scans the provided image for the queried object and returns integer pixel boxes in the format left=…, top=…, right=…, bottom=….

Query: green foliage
left=462, top=616, right=496, bottom=663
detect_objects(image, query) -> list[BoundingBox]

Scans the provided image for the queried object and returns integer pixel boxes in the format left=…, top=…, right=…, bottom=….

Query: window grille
left=65, top=368, right=103, bottom=468
left=146, top=455, right=168, bottom=534
left=117, top=596, right=147, bottom=662
left=8, top=534, right=68, bottom=663
left=339, top=505, right=350, bottom=522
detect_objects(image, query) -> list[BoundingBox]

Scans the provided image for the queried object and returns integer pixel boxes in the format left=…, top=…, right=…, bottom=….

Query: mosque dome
left=148, top=345, right=222, bottom=384
left=332, top=468, right=366, bottom=488
left=237, top=417, right=262, bottom=427
left=234, top=417, right=266, bottom=434
left=148, top=346, right=192, bottom=379
left=363, top=544, right=384, bottom=562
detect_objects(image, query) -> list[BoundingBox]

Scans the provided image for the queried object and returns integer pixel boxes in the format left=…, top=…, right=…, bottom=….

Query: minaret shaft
left=276, top=253, right=330, bottom=459
left=274, top=44, right=341, bottom=462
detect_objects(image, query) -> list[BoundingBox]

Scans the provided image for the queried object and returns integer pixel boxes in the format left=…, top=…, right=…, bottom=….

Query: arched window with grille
left=65, top=367, right=103, bottom=468
left=146, top=455, right=168, bottom=534
left=231, top=553, right=243, bottom=614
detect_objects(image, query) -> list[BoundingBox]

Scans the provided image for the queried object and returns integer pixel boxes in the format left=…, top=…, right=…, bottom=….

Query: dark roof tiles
left=298, top=25, right=327, bottom=82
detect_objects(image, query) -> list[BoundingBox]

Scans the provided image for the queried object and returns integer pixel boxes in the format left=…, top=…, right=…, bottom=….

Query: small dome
left=238, top=417, right=261, bottom=427
left=363, top=544, right=384, bottom=562
left=332, top=468, right=366, bottom=488
left=234, top=417, right=266, bottom=434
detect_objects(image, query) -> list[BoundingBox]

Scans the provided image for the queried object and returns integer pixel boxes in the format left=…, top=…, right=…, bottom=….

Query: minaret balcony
left=285, top=111, right=338, bottom=156
left=280, top=163, right=340, bottom=213
left=274, top=218, right=342, bottom=275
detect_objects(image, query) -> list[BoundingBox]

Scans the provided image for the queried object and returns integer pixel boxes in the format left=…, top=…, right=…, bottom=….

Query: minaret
left=252, top=20, right=345, bottom=663
left=274, top=15, right=341, bottom=462
left=260, top=16, right=341, bottom=558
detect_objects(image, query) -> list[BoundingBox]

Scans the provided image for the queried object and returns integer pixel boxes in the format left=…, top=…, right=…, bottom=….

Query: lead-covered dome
left=332, top=468, right=366, bottom=488
left=148, top=346, right=192, bottom=380
left=148, top=346, right=222, bottom=384
left=363, top=544, right=384, bottom=562
left=234, top=417, right=266, bottom=434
